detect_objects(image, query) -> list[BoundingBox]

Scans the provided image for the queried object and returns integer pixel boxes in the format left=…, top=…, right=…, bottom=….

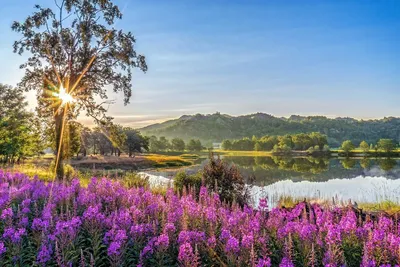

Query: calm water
left=143, top=156, right=400, bottom=206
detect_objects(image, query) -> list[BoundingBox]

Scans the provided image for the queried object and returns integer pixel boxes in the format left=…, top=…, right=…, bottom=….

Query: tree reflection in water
left=221, top=156, right=399, bottom=186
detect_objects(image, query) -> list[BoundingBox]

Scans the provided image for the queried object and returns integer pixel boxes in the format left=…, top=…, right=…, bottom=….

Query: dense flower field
left=0, top=170, right=399, bottom=266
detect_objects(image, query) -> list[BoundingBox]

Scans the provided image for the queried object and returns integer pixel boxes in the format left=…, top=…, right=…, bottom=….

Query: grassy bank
left=144, top=154, right=193, bottom=167
left=278, top=195, right=400, bottom=214
left=213, top=150, right=273, bottom=156
left=331, top=149, right=400, bottom=157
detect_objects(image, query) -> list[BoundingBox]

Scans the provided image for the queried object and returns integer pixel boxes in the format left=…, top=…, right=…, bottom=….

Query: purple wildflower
left=225, top=236, right=240, bottom=253
left=37, top=243, right=52, bottom=264
left=0, top=241, right=6, bottom=256
left=155, top=234, right=169, bottom=249
left=279, top=257, right=294, bottom=267
left=257, top=257, right=272, bottom=267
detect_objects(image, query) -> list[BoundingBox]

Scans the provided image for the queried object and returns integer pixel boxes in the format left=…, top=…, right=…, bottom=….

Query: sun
left=53, top=85, right=75, bottom=106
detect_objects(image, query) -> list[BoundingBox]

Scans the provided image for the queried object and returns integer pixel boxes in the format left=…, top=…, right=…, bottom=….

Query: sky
left=0, top=0, right=399, bottom=127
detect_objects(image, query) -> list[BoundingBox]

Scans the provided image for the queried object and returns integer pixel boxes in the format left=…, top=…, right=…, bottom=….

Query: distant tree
left=377, top=139, right=395, bottom=153
left=341, top=140, right=355, bottom=155
left=67, top=121, right=82, bottom=158
left=30, top=115, right=49, bottom=157
left=0, top=84, right=33, bottom=163
left=159, top=137, right=170, bottom=151
left=322, top=144, right=330, bottom=152
left=12, top=0, right=147, bottom=178
left=171, top=138, right=185, bottom=151
left=149, top=136, right=162, bottom=152
left=109, top=125, right=127, bottom=156
left=221, top=140, right=232, bottom=151
left=92, top=127, right=112, bottom=155
left=359, top=141, right=369, bottom=153
left=124, top=128, right=149, bottom=157
left=309, top=132, right=328, bottom=150
left=187, top=139, right=202, bottom=152
left=278, top=135, right=292, bottom=149
left=254, top=142, right=262, bottom=151
left=80, top=127, right=93, bottom=156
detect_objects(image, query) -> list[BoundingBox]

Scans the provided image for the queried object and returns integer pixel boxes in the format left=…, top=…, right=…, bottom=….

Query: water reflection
left=219, top=156, right=400, bottom=186
left=145, top=156, right=400, bottom=206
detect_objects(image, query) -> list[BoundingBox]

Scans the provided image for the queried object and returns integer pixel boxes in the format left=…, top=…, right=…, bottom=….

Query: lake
left=142, top=156, right=400, bottom=207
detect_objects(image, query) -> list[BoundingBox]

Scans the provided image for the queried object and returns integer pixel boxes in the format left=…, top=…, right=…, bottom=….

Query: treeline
left=221, top=132, right=328, bottom=152
left=340, top=139, right=399, bottom=154
left=148, top=136, right=203, bottom=152
left=77, top=126, right=148, bottom=157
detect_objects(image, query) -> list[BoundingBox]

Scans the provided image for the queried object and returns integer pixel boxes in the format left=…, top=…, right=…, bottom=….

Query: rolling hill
left=139, top=113, right=400, bottom=147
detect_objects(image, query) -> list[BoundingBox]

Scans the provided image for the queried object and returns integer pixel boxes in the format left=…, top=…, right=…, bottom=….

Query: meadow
left=0, top=170, right=400, bottom=266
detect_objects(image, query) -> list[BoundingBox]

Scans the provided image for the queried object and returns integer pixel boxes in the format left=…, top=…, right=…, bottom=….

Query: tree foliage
left=202, top=155, right=250, bottom=206
left=124, top=128, right=149, bottom=157
left=221, top=132, right=328, bottom=152
left=171, top=138, right=185, bottom=151
left=341, top=140, right=355, bottom=154
left=359, top=141, right=369, bottom=153
left=12, top=0, right=147, bottom=177
left=140, top=112, right=400, bottom=148
left=377, top=139, right=395, bottom=153
left=0, top=84, right=47, bottom=162
left=186, top=139, right=203, bottom=152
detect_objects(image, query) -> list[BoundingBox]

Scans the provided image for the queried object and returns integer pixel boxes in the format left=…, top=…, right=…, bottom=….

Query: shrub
left=202, top=154, right=250, bottom=206
left=174, top=171, right=202, bottom=195
left=120, top=172, right=150, bottom=188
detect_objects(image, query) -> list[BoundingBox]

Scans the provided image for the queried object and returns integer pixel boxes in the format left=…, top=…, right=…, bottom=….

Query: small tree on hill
left=359, top=141, right=369, bottom=153
left=377, top=139, right=395, bottom=153
left=254, top=142, right=262, bottom=151
left=341, top=140, right=355, bottom=155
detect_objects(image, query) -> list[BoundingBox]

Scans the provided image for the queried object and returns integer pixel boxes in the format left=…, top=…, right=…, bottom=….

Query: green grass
left=331, top=149, right=400, bottom=154
left=277, top=195, right=400, bottom=214
left=358, top=200, right=400, bottom=215
left=213, top=150, right=273, bottom=156
left=180, top=154, right=200, bottom=159
left=144, top=154, right=193, bottom=167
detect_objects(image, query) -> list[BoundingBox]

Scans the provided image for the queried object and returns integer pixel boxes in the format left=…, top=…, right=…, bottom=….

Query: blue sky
left=0, top=0, right=399, bottom=127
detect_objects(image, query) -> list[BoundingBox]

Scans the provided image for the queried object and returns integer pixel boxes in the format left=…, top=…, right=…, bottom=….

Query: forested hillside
left=140, top=113, right=400, bottom=147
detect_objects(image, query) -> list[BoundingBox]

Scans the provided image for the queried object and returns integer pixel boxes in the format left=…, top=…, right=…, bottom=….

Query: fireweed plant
left=0, top=170, right=399, bottom=266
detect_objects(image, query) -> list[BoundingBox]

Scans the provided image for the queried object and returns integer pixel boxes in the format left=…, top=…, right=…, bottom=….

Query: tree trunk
left=54, top=110, right=65, bottom=180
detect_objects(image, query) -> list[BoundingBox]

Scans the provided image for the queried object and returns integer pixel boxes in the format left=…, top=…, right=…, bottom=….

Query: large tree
left=12, top=0, right=147, bottom=179
left=124, top=128, right=149, bottom=157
